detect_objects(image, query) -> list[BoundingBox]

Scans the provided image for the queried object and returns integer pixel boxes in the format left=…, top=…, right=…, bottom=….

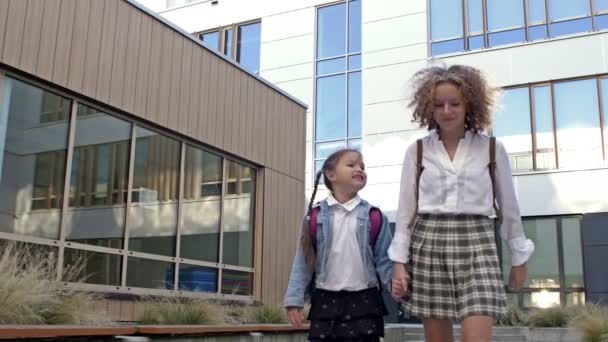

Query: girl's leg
left=423, top=318, right=454, bottom=342
left=461, top=315, right=493, bottom=342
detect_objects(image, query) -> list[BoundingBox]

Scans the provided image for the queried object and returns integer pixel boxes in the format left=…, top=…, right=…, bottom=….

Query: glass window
left=316, top=75, right=347, bottom=141
left=63, top=248, right=121, bottom=286
left=487, top=0, right=525, bottom=32
left=348, top=55, right=361, bottom=70
left=200, top=31, right=220, bottom=51
left=529, top=25, right=549, bottom=40
left=317, top=57, right=347, bottom=76
left=596, top=0, right=608, bottom=12
left=222, top=161, right=255, bottom=267
left=176, top=264, right=218, bottom=292
left=129, top=127, right=180, bottom=256
left=468, top=35, right=485, bottom=49
left=0, top=78, right=69, bottom=240
left=126, top=257, right=174, bottom=289
left=348, top=0, right=361, bottom=53
left=64, top=105, right=131, bottom=248
left=467, top=0, right=484, bottom=34
left=550, top=17, right=592, bottom=36
left=529, top=0, right=548, bottom=24
left=561, top=218, right=584, bottom=288
left=224, top=28, right=233, bottom=56
left=488, top=28, right=527, bottom=47
left=348, top=72, right=362, bottom=137
left=596, top=13, right=608, bottom=29
left=493, top=87, right=533, bottom=172
left=431, top=39, right=465, bottom=55
left=549, top=0, right=590, bottom=20
left=181, top=146, right=221, bottom=262
left=430, top=0, right=463, bottom=41
left=221, top=269, right=253, bottom=295
left=317, top=3, right=347, bottom=59
left=236, top=22, right=261, bottom=74
left=554, top=79, right=603, bottom=168
left=533, top=86, right=556, bottom=169
left=348, top=138, right=362, bottom=150
left=316, top=141, right=346, bottom=159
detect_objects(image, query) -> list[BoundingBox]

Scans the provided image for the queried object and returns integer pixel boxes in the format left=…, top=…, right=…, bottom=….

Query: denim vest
left=283, top=198, right=393, bottom=308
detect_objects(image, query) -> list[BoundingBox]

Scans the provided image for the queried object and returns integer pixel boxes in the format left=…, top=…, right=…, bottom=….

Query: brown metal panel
left=196, top=50, right=212, bottom=141
left=2, top=0, right=28, bottom=68
left=0, top=0, right=9, bottom=59
left=187, top=48, right=202, bottom=138
left=95, top=0, right=118, bottom=103
left=299, top=109, right=306, bottom=180
left=167, top=34, right=184, bottom=131
left=155, top=28, right=173, bottom=125
left=144, top=21, right=163, bottom=121
left=239, top=76, right=251, bottom=158
left=65, top=0, right=90, bottom=90
left=205, top=58, right=219, bottom=147
left=80, top=0, right=104, bottom=97
left=19, top=0, right=44, bottom=74
left=246, top=77, right=256, bottom=160
left=133, top=13, right=151, bottom=118
left=253, top=168, right=265, bottom=300
left=122, top=8, right=142, bottom=114
left=250, top=83, right=262, bottom=164
left=215, top=60, right=228, bottom=151
left=178, top=42, right=193, bottom=133
left=224, top=66, right=237, bottom=153
left=52, top=0, right=77, bottom=86
left=36, top=0, right=61, bottom=80
left=109, top=0, right=132, bottom=107
left=264, top=88, right=275, bottom=169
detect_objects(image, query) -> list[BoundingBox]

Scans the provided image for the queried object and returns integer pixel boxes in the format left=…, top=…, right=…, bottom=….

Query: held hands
left=286, top=306, right=305, bottom=327
left=508, top=263, right=528, bottom=290
left=391, top=262, right=409, bottom=302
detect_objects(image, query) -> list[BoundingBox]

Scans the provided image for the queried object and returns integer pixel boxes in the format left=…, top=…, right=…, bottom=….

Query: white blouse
left=388, top=131, right=535, bottom=266
left=317, top=194, right=369, bottom=291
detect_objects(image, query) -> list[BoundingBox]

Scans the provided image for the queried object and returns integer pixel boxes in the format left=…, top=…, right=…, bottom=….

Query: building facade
left=144, top=0, right=608, bottom=309
left=0, top=0, right=307, bottom=310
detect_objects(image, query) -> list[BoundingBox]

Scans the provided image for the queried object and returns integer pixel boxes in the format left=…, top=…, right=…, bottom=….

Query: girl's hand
left=391, top=262, right=409, bottom=302
left=509, top=263, right=528, bottom=290
left=286, top=306, right=305, bottom=327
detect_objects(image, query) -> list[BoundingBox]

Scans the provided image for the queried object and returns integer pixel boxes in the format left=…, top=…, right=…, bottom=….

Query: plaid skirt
left=405, top=213, right=507, bottom=321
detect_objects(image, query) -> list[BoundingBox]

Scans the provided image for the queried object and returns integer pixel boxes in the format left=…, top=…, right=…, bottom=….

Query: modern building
left=143, top=0, right=608, bottom=309
left=0, top=0, right=307, bottom=316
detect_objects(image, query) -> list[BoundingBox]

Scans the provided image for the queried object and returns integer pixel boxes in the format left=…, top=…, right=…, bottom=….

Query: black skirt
left=308, top=287, right=387, bottom=340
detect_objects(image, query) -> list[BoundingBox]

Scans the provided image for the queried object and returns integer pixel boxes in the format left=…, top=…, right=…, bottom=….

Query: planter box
left=528, top=327, right=582, bottom=342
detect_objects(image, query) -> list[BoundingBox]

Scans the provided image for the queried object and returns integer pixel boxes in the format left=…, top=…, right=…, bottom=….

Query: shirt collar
left=327, top=194, right=361, bottom=212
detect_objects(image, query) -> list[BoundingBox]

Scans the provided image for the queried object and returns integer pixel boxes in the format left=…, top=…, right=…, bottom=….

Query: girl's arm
left=283, top=216, right=314, bottom=308
left=388, top=142, right=418, bottom=264
left=373, top=212, right=394, bottom=291
left=494, top=140, right=535, bottom=266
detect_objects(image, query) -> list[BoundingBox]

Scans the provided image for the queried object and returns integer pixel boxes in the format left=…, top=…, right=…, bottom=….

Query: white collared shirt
left=316, top=194, right=369, bottom=291
left=388, top=131, right=535, bottom=266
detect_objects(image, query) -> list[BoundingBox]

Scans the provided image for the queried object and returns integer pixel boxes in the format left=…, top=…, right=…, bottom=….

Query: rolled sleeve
left=508, top=237, right=535, bottom=266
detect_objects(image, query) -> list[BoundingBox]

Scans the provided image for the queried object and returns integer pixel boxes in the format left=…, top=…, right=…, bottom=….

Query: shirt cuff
left=508, top=237, right=535, bottom=266
left=388, top=236, right=410, bottom=264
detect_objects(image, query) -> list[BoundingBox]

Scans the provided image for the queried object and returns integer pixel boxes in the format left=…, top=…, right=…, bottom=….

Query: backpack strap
left=409, top=139, right=424, bottom=228
left=368, top=207, right=382, bottom=248
left=489, top=136, right=503, bottom=224
left=310, top=205, right=383, bottom=250
left=309, top=206, right=321, bottom=250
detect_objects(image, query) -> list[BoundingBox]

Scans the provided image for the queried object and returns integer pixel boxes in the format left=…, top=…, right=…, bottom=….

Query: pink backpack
left=309, top=206, right=383, bottom=249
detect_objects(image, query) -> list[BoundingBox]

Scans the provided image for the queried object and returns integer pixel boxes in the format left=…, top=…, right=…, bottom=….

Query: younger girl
left=284, top=149, right=393, bottom=342
left=390, top=65, right=535, bottom=342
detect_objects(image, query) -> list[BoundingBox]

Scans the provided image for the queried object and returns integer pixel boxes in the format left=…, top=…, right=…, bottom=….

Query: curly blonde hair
left=408, top=65, right=497, bottom=132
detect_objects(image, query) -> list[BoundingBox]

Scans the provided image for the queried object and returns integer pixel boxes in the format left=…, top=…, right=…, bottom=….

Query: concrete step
left=384, top=324, right=528, bottom=342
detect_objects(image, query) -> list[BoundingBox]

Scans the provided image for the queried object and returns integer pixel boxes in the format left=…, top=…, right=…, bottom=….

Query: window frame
left=497, top=215, right=586, bottom=308
left=0, top=69, right=259, bottom=301
left=428, top=0, right=608, bottom=56
left=197, top=19, right=261, bottom=73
